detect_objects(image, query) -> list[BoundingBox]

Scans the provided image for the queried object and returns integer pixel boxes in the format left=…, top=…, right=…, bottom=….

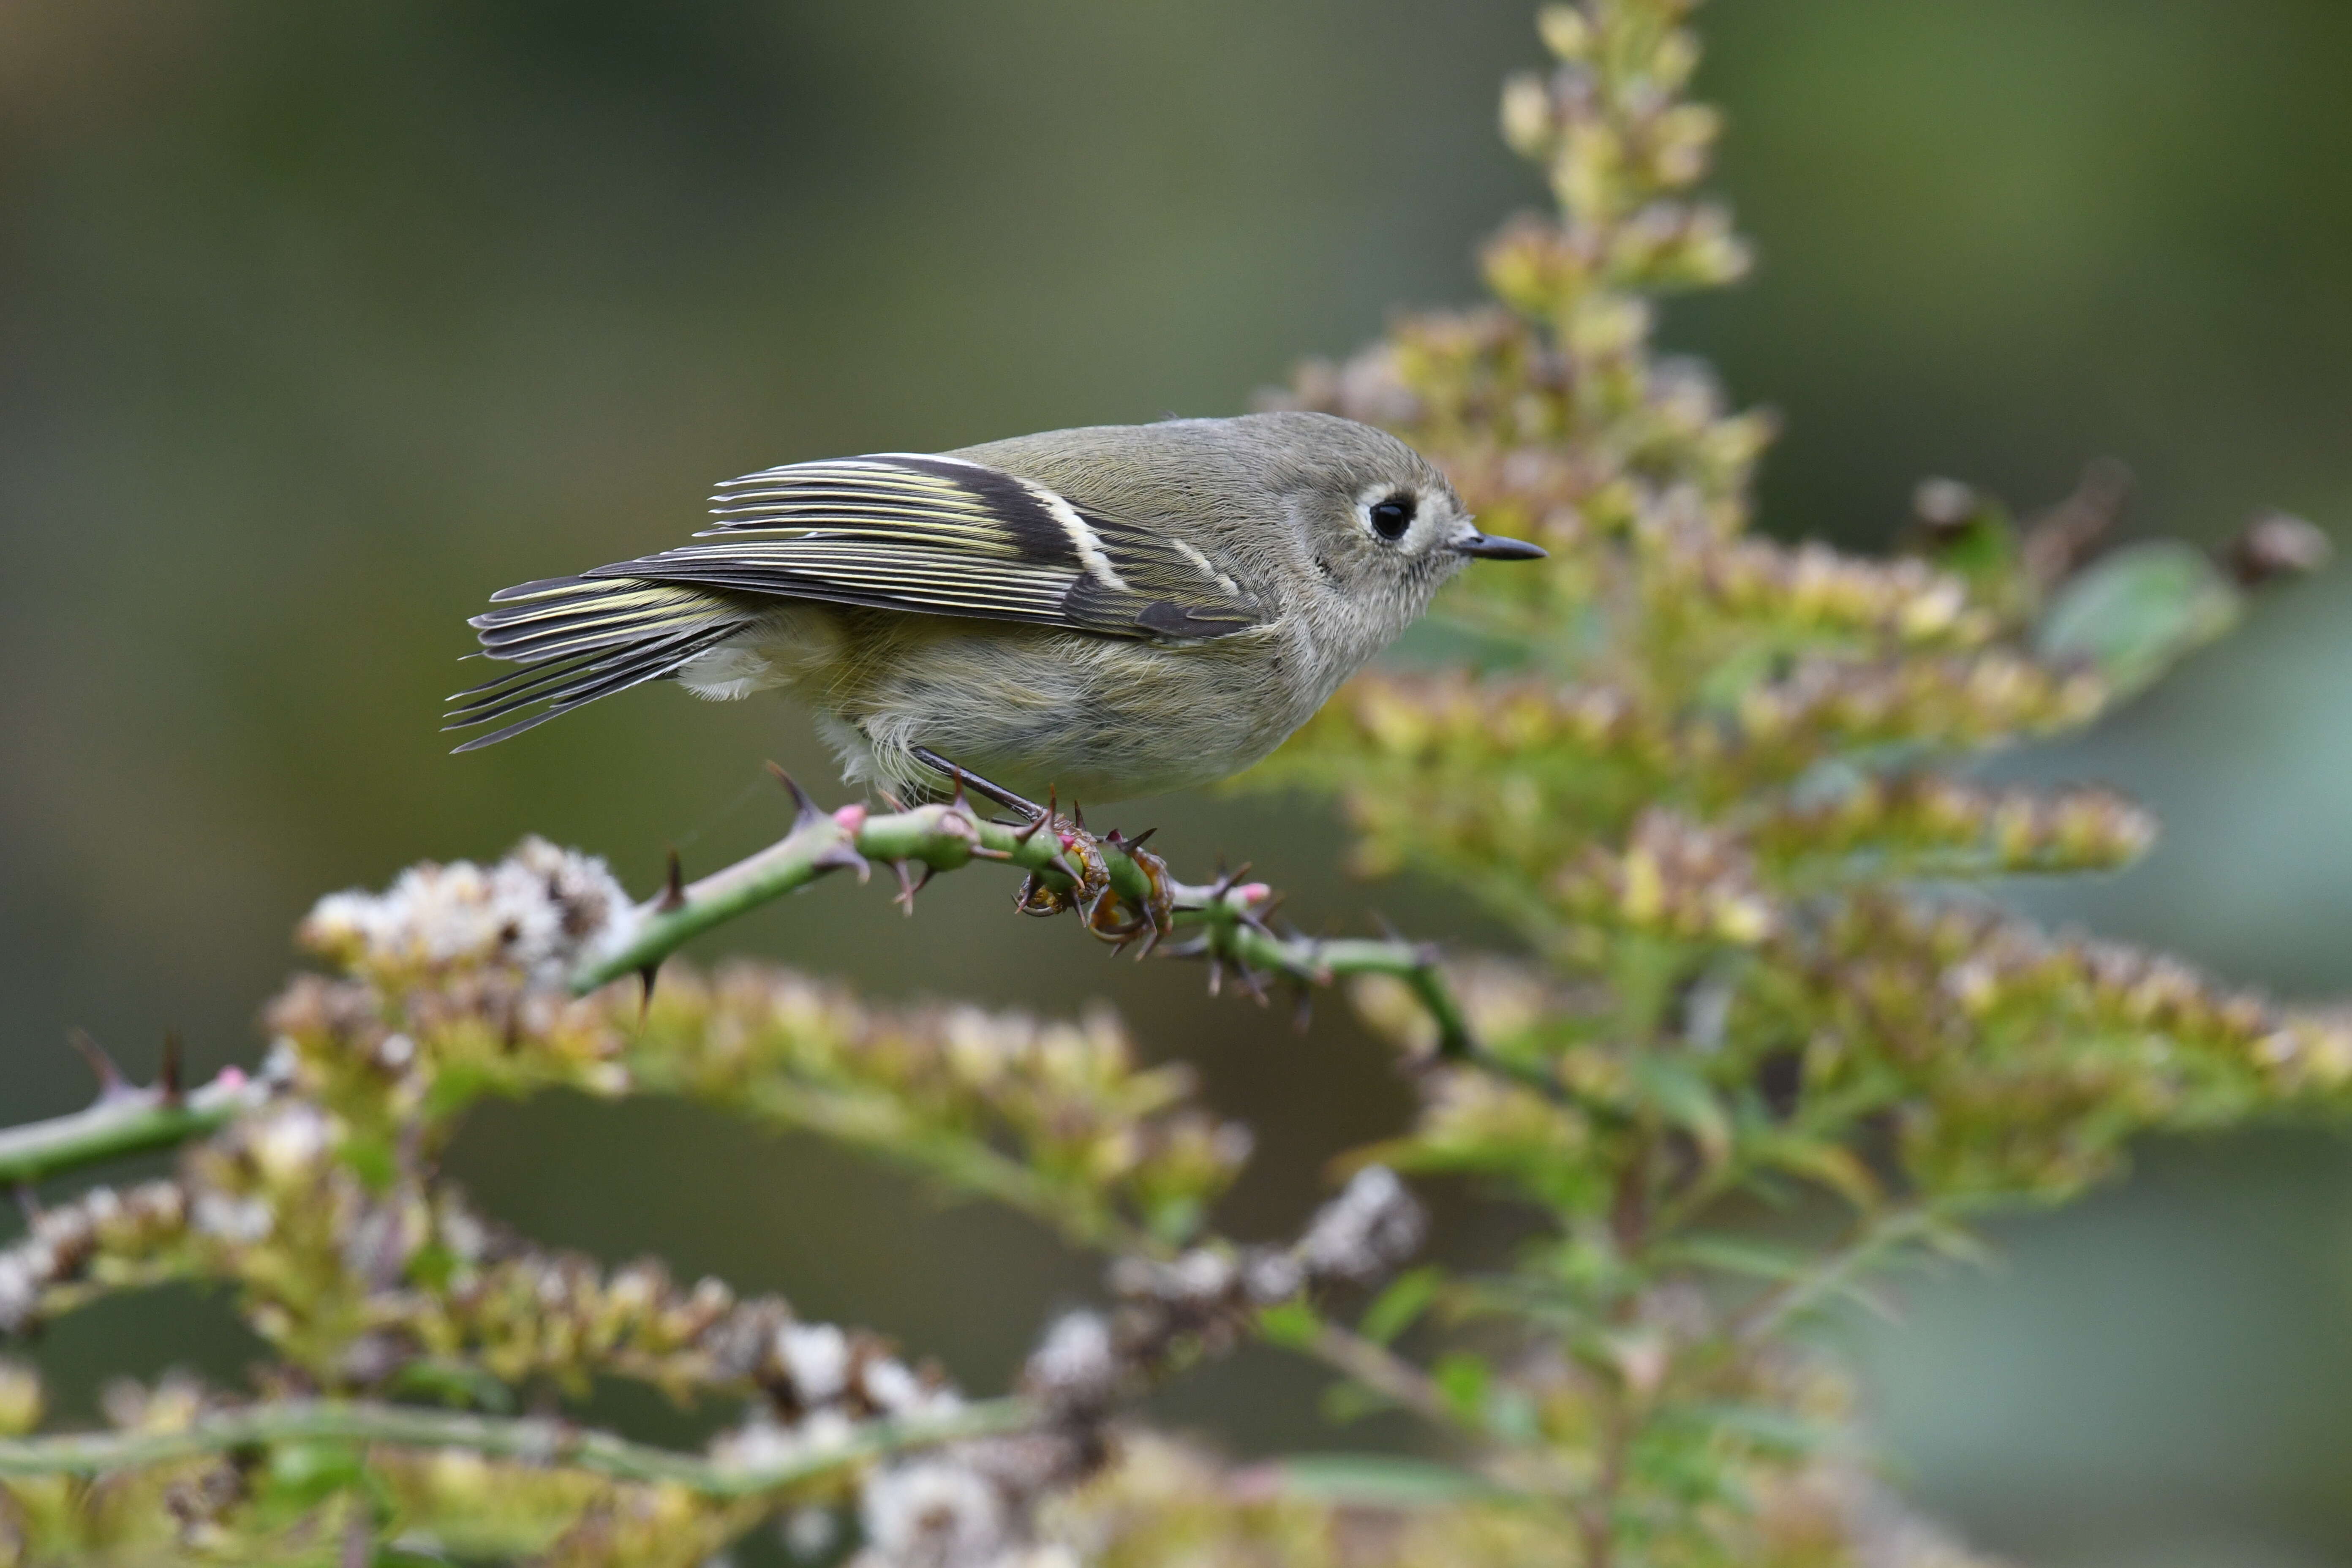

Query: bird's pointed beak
left=1453, top=528, right=1547, bottom=561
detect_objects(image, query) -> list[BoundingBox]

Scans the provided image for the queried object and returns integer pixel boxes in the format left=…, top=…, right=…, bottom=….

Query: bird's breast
left=817, top=620, right=1305, bottom=803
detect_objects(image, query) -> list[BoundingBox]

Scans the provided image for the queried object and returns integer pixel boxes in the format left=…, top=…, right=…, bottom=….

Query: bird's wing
left=564, top=453, right=1264, bottom=641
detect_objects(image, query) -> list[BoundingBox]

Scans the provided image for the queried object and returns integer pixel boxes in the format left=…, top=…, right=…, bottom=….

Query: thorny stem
left=571, top=783, right=1477, bottom=1058
left=0, top=792, right=1470, bottom=1196
left=0, top=1068, right=266, bottom=1188
left=0, top=1395, right=1032, bottom=1496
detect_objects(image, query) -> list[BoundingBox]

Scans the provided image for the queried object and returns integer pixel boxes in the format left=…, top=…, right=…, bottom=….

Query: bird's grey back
left=953, top=411, right=1446, bottom=564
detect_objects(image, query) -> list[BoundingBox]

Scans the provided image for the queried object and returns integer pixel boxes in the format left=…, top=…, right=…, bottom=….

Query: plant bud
left=2228, top=510, right=2332, bottom=586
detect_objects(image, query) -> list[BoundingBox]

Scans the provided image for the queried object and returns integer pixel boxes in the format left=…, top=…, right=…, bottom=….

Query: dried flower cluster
left=0, top=833, right=1429, bottom=1566
left=0, top=3, right=2339, bottom=1565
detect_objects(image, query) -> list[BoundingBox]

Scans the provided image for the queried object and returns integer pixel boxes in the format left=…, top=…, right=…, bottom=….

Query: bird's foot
left=909, top=747, right=1173, bottom=951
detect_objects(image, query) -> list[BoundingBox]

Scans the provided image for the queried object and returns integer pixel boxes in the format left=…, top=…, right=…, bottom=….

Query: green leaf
left=256, top=1440, right=370, bottom=1512
left=1654, top=1233, right=1813, bottom=1283
left=384, top=1356, right=516, bottom=1413
left=1674, top=1400, right=1846, bottom=1457
left=1256, top=1299, right=1325, bottom=1350
left=1432, top=1352, right=1492, bottom=1425
left=1485, top=1386, right=1544, bottom=1445
left=1256, top=1453, right=1516, bottom=1508
left=1358, top=1266, right=1446, bottom=1346
left=1752, top=1138, right=1881, bottom=1211
left=2036, top=541, right=2240, bottom=697
left=1629, top=1055, right=1731, bottom=1163
left=1918, top=497, right=2020, bottom=591
left=1145, top=1194, right=1206, bottom=1247
left=1319, top=1380, right=1396, bottom=1426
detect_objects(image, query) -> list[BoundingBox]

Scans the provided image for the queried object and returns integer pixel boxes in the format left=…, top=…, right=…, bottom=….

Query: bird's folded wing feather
left=561, top=454, right=1264, bottom=640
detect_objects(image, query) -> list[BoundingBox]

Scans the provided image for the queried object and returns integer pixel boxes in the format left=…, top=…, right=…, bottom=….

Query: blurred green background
left=3, top=2, right=2349, bottom=1563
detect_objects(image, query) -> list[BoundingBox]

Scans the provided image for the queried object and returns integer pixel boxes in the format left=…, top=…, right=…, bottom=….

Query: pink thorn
left=1234, top=882, right=1273, bottom=906
left=833, top=803, right=869, bottom=834
left=218, top=1067, right=248, bottom=1089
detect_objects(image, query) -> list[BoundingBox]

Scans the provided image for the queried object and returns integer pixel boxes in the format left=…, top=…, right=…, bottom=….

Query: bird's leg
left=909, top=746, right=1045, bottom=822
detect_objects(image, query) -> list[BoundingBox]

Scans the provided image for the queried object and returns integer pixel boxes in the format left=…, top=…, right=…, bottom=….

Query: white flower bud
left=1023, top=1311, right=1119, bottom=1408
left=859, top=1460, right=1006, bottom=1568
left=777, top=1322, right=851, bottom=1406
left=1300, top=1166, right=1426, bottom=1284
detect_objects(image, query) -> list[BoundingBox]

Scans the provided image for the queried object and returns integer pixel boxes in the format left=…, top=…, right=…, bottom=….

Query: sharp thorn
left=1209, top=862, right=1256, bottom=901
left=1046, top=852, right=1083, bottom=884
left=68, top=1029, right=127, bottom=1099
left=637, top=964, right=660, bottom=1018
left=1105, top=827, right=1124, bottom=849
left=1125, top=828, right=1158, bottom=850
left=1132, top=926, right=1162, bottom=962
left=1071, top=801, right=1085, bottom=831
left=158, top=1031, right=185, bottom=1106
left=657, top=848, right=688, bottom=913
left=812, top=842, right=872, bottom=883
left=1370, top=909, right=1405, bottom=943
left=969, top=845, right=1013, bottom=861
left=891, top=860, right=931, bottom=915
left=877, top=787, right=908, bottom=814
left=1207, top=955, right=1225, bottom=997
left=1108, top=932, right=1135, bottom=958
left=766, top=761, right=826, bottom=827
left=1235, top=964, right=1270, bottom=1006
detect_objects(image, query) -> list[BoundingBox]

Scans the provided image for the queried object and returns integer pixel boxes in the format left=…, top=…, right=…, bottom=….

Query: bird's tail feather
left=445, top=577, right=753, bottom=751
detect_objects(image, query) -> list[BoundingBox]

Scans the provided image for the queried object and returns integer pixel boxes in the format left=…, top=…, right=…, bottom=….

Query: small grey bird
left=449, top=411, right=1544, bottom=803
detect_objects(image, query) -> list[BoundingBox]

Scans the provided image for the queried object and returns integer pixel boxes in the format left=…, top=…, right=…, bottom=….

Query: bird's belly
left=815, top=625, right=1296, bottom=803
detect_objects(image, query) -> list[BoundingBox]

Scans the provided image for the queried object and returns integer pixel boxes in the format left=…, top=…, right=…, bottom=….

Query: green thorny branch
left=0, top=1396, right=1029, bottom=1497
left=0, top=772, right=1472, bottom=1198
left=577, top=766, right=1475, bottom=1051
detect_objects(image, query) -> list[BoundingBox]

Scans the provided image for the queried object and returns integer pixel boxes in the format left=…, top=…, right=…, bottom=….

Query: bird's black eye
left=1368, top=493, right=1416, bottom=542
